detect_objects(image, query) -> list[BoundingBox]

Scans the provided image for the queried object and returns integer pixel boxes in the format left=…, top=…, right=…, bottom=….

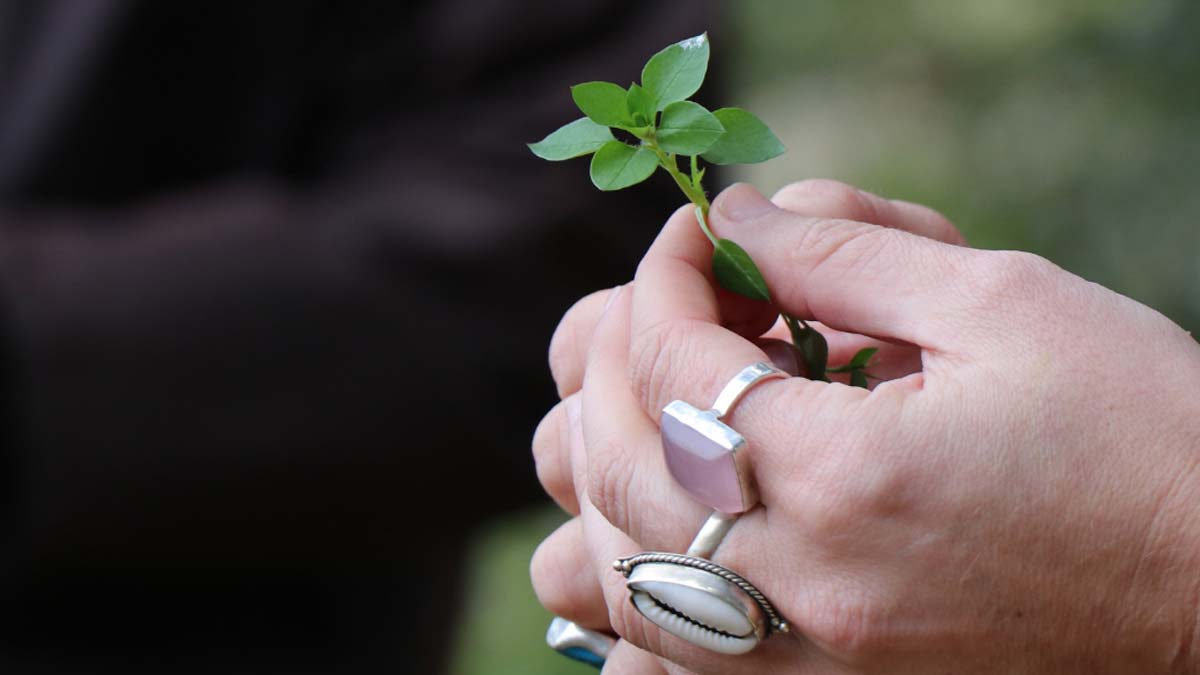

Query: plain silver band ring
left=710, top=362, right=789, bottom=419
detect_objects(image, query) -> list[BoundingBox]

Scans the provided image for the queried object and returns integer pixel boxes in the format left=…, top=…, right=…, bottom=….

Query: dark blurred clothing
left=0, top=1, right=709, bottom=672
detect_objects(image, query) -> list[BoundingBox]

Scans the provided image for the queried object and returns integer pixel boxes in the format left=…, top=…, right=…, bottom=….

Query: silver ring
left=661, top=362, right=788, bottom=514
left=546, top=617, right=615, bottom=669
left=614, top=511, right=789, bottom=656
left=711, top=361, right=790, bottom=419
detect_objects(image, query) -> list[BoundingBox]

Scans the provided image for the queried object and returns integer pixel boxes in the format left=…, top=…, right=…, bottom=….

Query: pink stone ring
left=660, top=362, right=789, bottom=514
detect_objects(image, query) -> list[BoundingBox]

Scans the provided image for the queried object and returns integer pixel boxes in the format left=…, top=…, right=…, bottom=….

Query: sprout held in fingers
left=529, top=32, right=876, bottom=384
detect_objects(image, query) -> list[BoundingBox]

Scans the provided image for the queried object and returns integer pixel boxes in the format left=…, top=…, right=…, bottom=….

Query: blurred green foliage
left=454, top=2, right=1199, bottom=672
left=450, top=507, right=594, bottom=675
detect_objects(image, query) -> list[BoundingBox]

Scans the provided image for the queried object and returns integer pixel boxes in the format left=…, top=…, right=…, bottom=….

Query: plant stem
left=646, top=142, right=717, bottom=249
left=646, top=142, right=710, bottom=211
left=694, top=204, right=719, bottom=245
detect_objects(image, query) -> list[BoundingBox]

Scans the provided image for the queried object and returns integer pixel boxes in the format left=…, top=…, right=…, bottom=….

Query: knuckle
left=803, top=482, right=864, bottom=546
left=793, top=218, right=893, bottom=282
left=965, top=249, right=1058, bottom=311
left=800, top=431, right=911, bottom=546
left=979, top=249, right=1052, bottom=292
left=804, top=587, right=889, bottom=659
left=948, top=249, right=1073, bottom=355
left=586, top=437, right=634, bottom=531
left=628, top=318, right=691, bottom=416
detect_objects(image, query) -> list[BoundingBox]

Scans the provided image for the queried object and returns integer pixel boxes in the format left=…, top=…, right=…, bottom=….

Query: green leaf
left=712, top=238, right=770, bottom=302
left=790, top=325, right=829, bottom=382
left=849, top=347, right=878, bottom=369
left=641, top=33, right=710, bottom=111
left=528, top=118, right=615, bottom=161
left=850, top=370, right=869, bottom=389
left=589, top=141, right=658, bottom=191
left=700, top=108, right=786, bottom=165
left=626, top=84, right=656, bottom=127
left=571, top=81, right=631, bottom=127
left=656, top=101, right=725, bottom=155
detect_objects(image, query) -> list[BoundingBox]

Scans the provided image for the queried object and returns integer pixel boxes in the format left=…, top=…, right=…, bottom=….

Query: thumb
left=709, top=183, right=980, bottom=350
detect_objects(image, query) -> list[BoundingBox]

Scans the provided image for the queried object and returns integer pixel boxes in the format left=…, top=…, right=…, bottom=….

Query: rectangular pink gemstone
left=661, top=404, right=746, bottom=513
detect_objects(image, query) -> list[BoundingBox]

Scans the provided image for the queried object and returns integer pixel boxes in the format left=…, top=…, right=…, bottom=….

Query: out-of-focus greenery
left=454, top=2, right=1199, bottom=672
left=449, top=507, right=591, bottom=675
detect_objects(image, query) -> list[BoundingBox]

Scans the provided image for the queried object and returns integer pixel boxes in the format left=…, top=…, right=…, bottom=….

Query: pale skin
left=530, top=179, right=1200, bottom=674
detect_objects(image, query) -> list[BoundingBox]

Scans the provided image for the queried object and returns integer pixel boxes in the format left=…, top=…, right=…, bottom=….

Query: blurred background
left=0, top=1, right=1195, bottom=673
left=453, top=1, right=1199, bottom=673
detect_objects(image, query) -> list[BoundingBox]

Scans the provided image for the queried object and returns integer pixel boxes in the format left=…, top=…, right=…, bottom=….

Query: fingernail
left=713, top=183, right=775, bottom=222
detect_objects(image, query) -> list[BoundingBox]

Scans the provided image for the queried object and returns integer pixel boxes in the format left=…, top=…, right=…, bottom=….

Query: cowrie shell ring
left=614, top=511, right=788, bottom=655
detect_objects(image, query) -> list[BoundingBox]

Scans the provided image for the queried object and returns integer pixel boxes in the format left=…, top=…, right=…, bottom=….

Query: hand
left=532, top=180, right=1200, bottom=674
left=534, top=180, right=974, bottom=672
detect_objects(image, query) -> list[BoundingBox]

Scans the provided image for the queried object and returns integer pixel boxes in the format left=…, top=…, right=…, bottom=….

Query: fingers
left=578, top=278, right=807, bottom=587
left=537, top=285, right=633, bottom=517
left=580, top=285, right=710, bottom=551
left=702, top=176, right=971, bottom=344
left=550, top=286, right=626, bottom=399
left=530, top=516, right=612, bottom=630
left=537, top=308, right=841, bottom=672
left=771, top=179, right=966, bottom=246
left=629, top=202, right=814, bottom=409
left=708, top=182, right=978, bottom=348
left=627, top=203, right=877, bottom=509
left=706, top=179, right=969, bottom=346
left=532, top=395, right=581, bottom=515
left=760, top=179, right=960, bottom=387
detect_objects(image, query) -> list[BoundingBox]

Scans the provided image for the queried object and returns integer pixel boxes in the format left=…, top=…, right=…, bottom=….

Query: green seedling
left=530, top=33, right=875, bottom=385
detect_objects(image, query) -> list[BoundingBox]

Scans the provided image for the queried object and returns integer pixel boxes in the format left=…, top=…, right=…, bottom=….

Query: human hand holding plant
left=529, top=32, right=1200, bottom=675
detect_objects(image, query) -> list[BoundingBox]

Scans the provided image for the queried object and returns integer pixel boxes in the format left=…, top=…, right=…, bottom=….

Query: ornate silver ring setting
left=614, top=511, right=788, bottom=655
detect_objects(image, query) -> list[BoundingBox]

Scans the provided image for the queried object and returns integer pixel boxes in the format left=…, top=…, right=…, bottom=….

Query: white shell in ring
left=613, top=550, right=788, bottom=656
left=627, top=562, right=764, bottom=655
